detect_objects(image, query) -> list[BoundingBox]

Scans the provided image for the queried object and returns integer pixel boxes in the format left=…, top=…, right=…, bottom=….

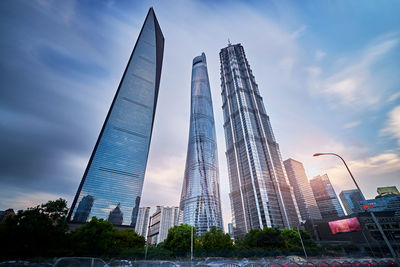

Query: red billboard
left=328, top=217, right=361, bottom=234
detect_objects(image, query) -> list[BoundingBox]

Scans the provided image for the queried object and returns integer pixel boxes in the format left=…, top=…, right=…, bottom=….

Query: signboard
left=328, top=217, right=361, bottom=234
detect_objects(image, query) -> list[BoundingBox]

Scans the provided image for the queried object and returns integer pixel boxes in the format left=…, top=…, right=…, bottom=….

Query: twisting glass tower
left=179, top=53, right=224, bottom=236
left=220, top=43, right=300, bottom=238
left=67, top=8, right=164, bottom=226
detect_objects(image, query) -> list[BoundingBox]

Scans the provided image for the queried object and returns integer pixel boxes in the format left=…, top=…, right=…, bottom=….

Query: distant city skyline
left=0, top=1, right=399, bottom=232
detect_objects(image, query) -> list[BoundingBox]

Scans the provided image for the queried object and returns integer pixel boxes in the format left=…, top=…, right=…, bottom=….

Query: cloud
left=141, top=155, right=185, bottom=209
left=308, top=35, right=398, bottom=109
left=344, top=120, right=362, bottom=129
left=380, top=105, right=400, bottom=145
left=388, top=91, right=400, bottom=102
left=290, top=25, right=307, bottom=39
left=315, top=50, right=326, bottom=61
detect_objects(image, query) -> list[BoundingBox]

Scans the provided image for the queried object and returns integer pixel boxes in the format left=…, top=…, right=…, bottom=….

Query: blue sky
left=0, top=0, right=399, bottom=229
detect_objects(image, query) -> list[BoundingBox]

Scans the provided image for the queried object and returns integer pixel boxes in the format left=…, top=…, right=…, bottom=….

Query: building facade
left=179, top=53, right=224, bottom=236
left=148, top=206, right=180, bottom=245
left=220, top=43, right=300, bottom=238
left=135, top=207, right=151, bottom=238
left=339, top=189, right=364, bottom=215
left=67, top=8, right=164, bottom=226
left=310, top=174, right=345, bottom=220
left=284, top=158, right=322, bottom=221
left=304, top=211, right=400, bottom=253
left=366, top=195, right=400, bottom=217
left=72, top=195, right=94, bottom=223
left=377, top=186, right=399, bottom=198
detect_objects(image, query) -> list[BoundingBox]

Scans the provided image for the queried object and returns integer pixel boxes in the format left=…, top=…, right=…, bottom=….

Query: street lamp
left=297, top=222, right=308, bottom=260
left=313, top=152, right=398, bottom=264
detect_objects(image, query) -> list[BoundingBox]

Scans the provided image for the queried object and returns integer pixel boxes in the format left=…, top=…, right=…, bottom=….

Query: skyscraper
left=339, top=189, right=364, bottom=215
left=179, top=53, right=224, bottom=236
left=67, top=8, right=164, bottom=226
left=135, top=207, right=151, bottom=237
left=220, top=43, right=300, bottom=237
left=284, top=159, right=322, bottom=221
left=310, top=174, right=345, bottom=220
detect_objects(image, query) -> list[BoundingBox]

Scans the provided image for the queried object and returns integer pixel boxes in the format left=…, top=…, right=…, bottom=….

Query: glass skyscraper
left=284, top=158, right=322, bottom=221
left=220, top=43, right=300, bottom=238
left=339, top=189, right=364, bottom=215
left=310, top=174, right=345, bottom=220
left=179, top=53, right=224, bottom=236
left=67, top=8, right=164, bottom=226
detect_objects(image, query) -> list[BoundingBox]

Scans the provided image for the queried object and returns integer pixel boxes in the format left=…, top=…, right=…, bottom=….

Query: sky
left=0, top=0, right=399, bottom=231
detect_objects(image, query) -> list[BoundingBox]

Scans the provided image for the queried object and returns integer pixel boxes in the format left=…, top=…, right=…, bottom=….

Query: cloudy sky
left=1, top=0, right=399, bottom=230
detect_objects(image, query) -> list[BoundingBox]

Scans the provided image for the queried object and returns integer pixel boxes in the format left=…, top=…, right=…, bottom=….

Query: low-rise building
left=135, top=207, right=151, bottom=238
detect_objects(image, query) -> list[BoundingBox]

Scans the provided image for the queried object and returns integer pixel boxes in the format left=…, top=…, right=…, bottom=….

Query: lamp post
left=145, top=215, right=152, bottom=260
left=313, top=152, right=398, bottom=264
left=191, top=225, right=194, bottom=261
left=297, top=223, right=308, bottom=259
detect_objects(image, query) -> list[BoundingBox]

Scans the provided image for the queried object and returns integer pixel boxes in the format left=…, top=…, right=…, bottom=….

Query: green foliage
left=69, top=217, right=145, bottom=256
left=199, top=226, right=233, bottom=251
left=0, top=199, right=69, bottom=258
left=69, top=217, right=115, bottom=255
left=163, top=224, right=198, bottom=256
left=237, top=227, right=286, bottom=250
left=113, top=229, right=145, bottom=250
left=0, top=198, right=325, bottom=259
left=281, top=228, right=301, bottom=248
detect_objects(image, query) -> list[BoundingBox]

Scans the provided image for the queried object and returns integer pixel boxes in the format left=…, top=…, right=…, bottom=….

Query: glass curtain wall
left=179, top=53, right=224, bottom=236
left=67, top=8, right=164, bottom=226
left=220, top=43, right=300, bottom=237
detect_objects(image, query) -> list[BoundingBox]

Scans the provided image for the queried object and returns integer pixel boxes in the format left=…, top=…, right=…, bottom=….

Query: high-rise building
left=67, top=8, right=164, bottom=226
left=179, top=53, right=223, bottom=236
left=310, top=174, right=345, bottom=220
left=284, top=159, right=322, bottom=221
left=220, top=43, right=300, bottom=237
left=135, top=207, right=151, bottom=238
left=148, top=206, right=180, bottom=245
left=339, top=189, right=364, bottom=215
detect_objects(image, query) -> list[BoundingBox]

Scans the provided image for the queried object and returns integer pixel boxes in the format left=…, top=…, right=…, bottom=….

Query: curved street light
left=313, top=152, right=398, bottom=264
left=297, top=222, right=308, bottom=260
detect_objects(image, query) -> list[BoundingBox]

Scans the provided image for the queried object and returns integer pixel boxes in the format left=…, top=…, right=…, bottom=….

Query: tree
left=112, top=229, right=145, bottom=250
left=237, top=227, right=286, bottom=250
left=163, top=224, right=198, bottom=257
left=281, top=228, right=302, bottom=249
left=69, top=217, right=114, bottom=255
left=0, top=198, right=69, bottom=258
left=199, top=226, right=233, bottom=251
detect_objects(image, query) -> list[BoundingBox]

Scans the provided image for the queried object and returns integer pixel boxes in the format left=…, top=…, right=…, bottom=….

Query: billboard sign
left=329, top=217, right=361, bottom=234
